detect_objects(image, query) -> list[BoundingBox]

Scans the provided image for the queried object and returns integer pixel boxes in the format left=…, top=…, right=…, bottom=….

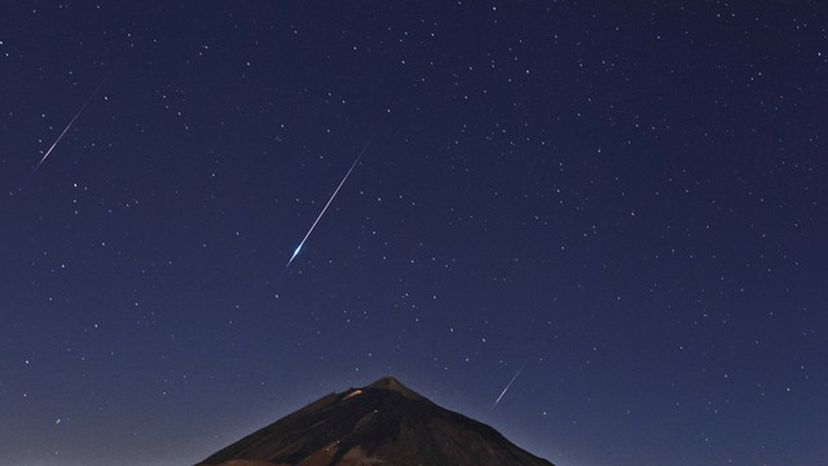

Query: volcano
left=196, top=376, right=554, bottom=466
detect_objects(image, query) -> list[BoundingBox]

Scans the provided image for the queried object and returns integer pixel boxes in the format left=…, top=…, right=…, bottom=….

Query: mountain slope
left=197, top=376, right=553, bottom=466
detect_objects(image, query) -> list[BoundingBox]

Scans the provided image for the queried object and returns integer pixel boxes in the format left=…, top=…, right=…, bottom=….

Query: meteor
left=30, top=80, right=105, bottom=178
left=492, top=362, right=527, bottom=409
left=284, top=139, right=372, bottom=270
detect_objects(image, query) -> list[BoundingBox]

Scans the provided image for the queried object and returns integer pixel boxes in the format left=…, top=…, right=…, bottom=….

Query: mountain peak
left=365, top=376, right=423, bottom=400
left=197, top=376, right=554, bottom=466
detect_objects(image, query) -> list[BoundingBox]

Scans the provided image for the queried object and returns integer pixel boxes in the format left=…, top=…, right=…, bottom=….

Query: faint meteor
left=492, top=362, right=527, bottom=409
left=284, top=139, right=372, bottom=270
left=30, top=80, right=105, bottom=178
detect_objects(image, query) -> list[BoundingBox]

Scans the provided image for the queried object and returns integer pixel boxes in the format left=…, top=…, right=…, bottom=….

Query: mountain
left=196, top=376, right=554, bottom=466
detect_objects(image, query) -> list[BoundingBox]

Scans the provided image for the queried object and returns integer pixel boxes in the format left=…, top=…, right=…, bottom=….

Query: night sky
left=2, top=2, right=827, bottom=466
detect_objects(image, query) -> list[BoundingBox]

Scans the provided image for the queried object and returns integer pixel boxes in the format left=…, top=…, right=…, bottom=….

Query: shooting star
left=492, top=362, right=527, bottom=409
left=284, top=139, right=372, bottom=271
left=30, top=80, right=105, bottom=178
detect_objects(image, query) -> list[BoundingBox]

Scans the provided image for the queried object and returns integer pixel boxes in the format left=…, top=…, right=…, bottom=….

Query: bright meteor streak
left=284, top=139, right=372, bottom=270
left=492, top=362, right=527, bottom=409
left=30, top=81, right=105, bottom=178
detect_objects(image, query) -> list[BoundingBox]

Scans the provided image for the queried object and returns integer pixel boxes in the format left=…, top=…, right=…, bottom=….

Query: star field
left=1, top=2, right=827, bottom=466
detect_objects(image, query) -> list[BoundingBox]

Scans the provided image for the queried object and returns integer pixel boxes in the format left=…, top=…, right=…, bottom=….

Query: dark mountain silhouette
left=197, top=376, right=554, bottom=466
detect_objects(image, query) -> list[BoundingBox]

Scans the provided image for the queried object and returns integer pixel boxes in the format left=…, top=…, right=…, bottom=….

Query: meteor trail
left=284, top=139, right=372, bottom=271
left=492, top=362, right=527, bottom=409
left=30, top=80, right=105, bottom=178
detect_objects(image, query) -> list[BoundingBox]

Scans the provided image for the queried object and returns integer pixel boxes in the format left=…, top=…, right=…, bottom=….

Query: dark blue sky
left=2, top=2, right=826, bottom=465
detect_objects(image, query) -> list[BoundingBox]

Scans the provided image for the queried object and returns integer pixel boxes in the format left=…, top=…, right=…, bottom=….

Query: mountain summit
left=197, top=376, right=554, bottom=466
